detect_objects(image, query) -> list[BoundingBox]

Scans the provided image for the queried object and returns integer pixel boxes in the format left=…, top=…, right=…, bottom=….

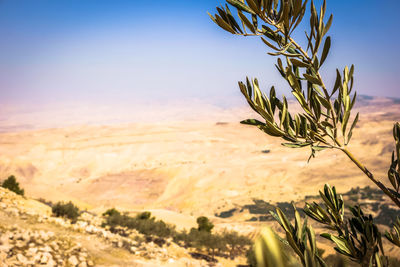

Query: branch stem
left=286, top=35, right=339, bottom=145
left=341, top=148, right=400, bottom=208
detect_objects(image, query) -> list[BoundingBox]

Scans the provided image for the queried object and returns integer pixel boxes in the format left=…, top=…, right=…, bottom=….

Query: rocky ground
left=0, top=187, right=244, bottom=267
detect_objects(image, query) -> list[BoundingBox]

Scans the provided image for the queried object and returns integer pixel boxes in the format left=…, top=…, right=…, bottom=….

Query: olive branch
left=209, top=1, right=400, bottom=266
left=208, top=0, right=400, bottom=208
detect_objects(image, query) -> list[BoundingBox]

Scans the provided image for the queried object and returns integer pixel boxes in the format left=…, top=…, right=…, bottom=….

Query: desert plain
left=0, top=96, right=399, bottom=233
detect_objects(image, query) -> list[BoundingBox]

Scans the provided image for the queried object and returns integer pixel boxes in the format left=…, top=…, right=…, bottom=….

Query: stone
left=41, top=245, right=52, bottom=252
left=40, top=252, right=52, bottom=264
left=50, top=241, right=59, bottom=251
left=78, top=262, right=87, bottom=267
left=0, top=244, right=11, bottom=252
left=16, top=253, right=28, bottom=264
left=0, top=234, right=9, bottom=245
left=78, top=252, right=87, bottom=258
left=0, top=251, right=7, bottom=262
left=15, top=240, right=26, bottom=248
left=68, top=255, right=79, bottom=266
left=45, top=258, right=56, bottom=267
left=32, top=252, right=42, bottom=263
left=27, top=247, right=38, bottom=255
left=39, top=230, right=49, bottom=241
left=21, top=231, right=30, bottom=241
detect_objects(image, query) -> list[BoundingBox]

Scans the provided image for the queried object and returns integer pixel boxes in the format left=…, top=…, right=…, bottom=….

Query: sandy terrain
left=0, top=96, right=399, bottom=228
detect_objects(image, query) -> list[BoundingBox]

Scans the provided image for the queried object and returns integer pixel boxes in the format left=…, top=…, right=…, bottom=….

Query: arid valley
left=1, top=96, right=400, bottom=266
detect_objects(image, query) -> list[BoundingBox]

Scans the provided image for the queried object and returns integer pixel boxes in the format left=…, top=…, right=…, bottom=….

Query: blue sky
left=0, top=0, right=399, bottom=109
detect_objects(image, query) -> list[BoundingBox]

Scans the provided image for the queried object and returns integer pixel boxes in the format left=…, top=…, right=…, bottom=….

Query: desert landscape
left=1, top=96, right=400, bottom=266
left=0, top=96, right=399, bottom=222
left=1, top=0, right=400, bottom=265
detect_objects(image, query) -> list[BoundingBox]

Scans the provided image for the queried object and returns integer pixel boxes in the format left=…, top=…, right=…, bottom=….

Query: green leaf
left=286, top=232, right=304, bottom=260
left=332, top=69, right=341, bottom=96
left=224, top=4, right=244, bottom=34
left=312, top=146, right=329, bottom=151
left=282, top=142, right=310, bottom=148
left=323, top=14, right=333, bottom=36
left=280, top=96, right=288, bottom=128
left=258, top=123, right=285, bottom=137
left=316, top=95, right=331, bottom=110
left=238, top=10, right=256, bottom=33
left=245, top=0, right=260, bottom=14
left=321, top=234, right=352, bottom=256
left=240, top=119, right=265, bottom=126
left=304, top=73, right=322, bottom=86
left=341, top=100, right=351, bottom=137
left=346, top=112, right=359, bottom=144
left=290, top=58, right=310, bottom=68
left=261, top=37, right=280, bottom=51
left=307, top=226, right=317, bottom=254
left=226, top=0, right=256, bottom=14
left=320, top=36, right=331, bottom=66
left=207, top=12, right=218, bottom=24
left=330, top=236, right=352, bottom=256
left=215, top=14, right=236, bottom=34
left=292, top=91, right=308, bottom=110
left=276, top=207, right=292, bottom=233
left=255, top=227, right=287, bottom=267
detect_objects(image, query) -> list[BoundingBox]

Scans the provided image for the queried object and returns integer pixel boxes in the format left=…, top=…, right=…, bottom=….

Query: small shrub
left=1, top=175, right=24, bottom=196
left=52, top=201, right=80, bottom=223
left=196, top=216, right=214, bottom=233
left=102, top=208, right=121, bottom=217
left=136, top=211, right=151, bottom=220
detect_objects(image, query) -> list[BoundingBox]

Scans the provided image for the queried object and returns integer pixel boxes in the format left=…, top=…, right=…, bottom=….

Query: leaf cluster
left=209, top=0, right=359, bottom=160
left=270, top=204, right=326, bottom=266
left=385, top=123, right=400, bottom=247
left=209, top=1, right=400, bottom=266
left=304, top=185, right=387, bottom=266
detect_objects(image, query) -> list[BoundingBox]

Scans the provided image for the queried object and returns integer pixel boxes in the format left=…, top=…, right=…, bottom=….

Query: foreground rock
left=0, top=187, right=232, bottom=266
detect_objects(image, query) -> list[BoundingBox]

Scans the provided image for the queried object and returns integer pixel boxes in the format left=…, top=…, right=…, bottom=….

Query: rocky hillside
left=0, top=187, right=245, bottom=267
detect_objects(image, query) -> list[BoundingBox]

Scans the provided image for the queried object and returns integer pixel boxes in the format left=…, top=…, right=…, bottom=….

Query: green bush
left=196, top=216, right=214, bottom=233
left=103, top=209, right=251, bottom=260
left=1, top=175, right=24, bottom=196
left=102, top=208, right=121, bottom=217
left=137, top=211, right=151, bottom=220
left=52, top=201, right=80, bottom=223
left=102, top=210, right=176, bottom=238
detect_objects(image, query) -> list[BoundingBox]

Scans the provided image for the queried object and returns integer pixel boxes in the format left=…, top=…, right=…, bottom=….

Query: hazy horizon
left=0, top=0, right=399, bottom=118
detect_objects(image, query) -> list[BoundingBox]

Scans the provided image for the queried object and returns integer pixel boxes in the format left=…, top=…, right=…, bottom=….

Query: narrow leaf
left=304, top=73, right=322, bottom=86
left=320, top=36, right=331, bottom=66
